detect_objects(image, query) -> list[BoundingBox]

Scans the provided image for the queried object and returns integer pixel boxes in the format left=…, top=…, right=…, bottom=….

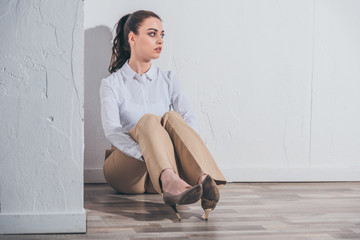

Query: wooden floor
left=1, top=182, right=360, bottom=240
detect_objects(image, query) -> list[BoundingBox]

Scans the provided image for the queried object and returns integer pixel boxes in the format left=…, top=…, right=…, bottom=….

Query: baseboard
left=84, top=167, right=360, bottom=183
left=222, top=167, right=360, bottom=182
left=84, top=168, right=106, bottom=183
left=0, top=209, right=87, bottom=234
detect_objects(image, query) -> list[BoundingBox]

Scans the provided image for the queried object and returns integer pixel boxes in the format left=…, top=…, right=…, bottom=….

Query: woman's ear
left=128, top=31, right=135, bottom=46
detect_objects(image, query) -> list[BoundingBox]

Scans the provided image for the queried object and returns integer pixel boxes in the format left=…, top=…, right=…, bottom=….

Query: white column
left=0, top=0, right=86, bottom=234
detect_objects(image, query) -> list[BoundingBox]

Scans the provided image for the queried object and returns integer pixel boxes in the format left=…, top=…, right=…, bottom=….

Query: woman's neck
left=128, top=57, right=151, bottom=76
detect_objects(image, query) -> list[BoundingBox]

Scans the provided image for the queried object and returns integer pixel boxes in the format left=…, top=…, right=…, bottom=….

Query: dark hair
left=108, top=10, right=162, bottom=73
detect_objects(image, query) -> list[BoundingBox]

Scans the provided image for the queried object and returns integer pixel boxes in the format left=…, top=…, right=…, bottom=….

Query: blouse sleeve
left=168, top=71, right=200, bottom=134
left=99, top=79, right=143, bottom=161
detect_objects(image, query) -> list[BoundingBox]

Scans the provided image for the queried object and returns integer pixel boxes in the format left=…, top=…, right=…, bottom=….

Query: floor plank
left=1, top=182, right=359, bottom=240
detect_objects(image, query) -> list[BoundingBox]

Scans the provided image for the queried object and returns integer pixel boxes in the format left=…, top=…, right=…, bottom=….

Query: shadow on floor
left=85, top=188, right=203, bottom=222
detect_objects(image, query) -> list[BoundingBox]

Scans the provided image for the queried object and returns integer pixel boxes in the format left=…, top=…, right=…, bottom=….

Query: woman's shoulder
left=156, top=67, right=177, bottom=83
left=100, top=70, right=124, bottom=87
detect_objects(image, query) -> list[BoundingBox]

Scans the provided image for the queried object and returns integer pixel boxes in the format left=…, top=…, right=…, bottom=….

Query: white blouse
left=100, top=59, right=199, bottom=161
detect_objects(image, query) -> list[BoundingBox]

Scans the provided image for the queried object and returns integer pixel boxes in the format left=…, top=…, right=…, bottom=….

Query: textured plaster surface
left=84, top=0, right=360, bottom=181
left=0, top=0, right=84, bottom=213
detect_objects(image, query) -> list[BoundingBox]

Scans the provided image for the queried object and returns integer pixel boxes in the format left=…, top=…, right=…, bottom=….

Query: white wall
left=84, top=0, right=360, bottom=183
left=0, top=0, right=86, bottom=234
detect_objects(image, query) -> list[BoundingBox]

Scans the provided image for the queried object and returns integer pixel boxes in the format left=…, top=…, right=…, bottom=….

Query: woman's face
left=129, top=17, right=164, bottom=61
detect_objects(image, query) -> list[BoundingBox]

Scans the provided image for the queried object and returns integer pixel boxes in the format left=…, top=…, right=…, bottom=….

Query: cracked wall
left=0, top=0, right=84, bottom=223
left=84, top=0, right=360, bottom=182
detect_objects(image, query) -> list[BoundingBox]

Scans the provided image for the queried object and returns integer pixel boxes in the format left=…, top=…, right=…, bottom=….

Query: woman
left=100, top=10, right=226, bottom=221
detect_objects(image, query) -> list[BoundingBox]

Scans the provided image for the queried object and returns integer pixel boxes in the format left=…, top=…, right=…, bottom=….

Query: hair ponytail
left=108, top=10, right=162, bottom=73
left=108, top=14, right=131, bottom=73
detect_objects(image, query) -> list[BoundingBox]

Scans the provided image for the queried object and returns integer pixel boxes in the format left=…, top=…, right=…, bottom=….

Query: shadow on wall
left=84, top=25, right=113, bottom=171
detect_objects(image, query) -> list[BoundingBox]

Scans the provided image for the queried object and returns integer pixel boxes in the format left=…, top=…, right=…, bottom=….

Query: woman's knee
left=163, top=111, right=181, bottom=119
left=138, top=113, right=161, bottom=126
left=162, top=111, right=182, bottom=126
left=135, top=114, right=163, bottom=134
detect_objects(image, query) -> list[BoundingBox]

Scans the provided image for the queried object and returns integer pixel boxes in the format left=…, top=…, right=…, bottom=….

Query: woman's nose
left=157, top=37, right=164, bottom=44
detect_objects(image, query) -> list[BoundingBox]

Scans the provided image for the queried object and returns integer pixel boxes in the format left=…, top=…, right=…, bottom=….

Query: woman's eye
left=149, top=32, right=165, bottom=38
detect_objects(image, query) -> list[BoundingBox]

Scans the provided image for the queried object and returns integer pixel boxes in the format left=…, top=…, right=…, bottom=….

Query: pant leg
left=161, top=111, right=227, bottom=189
left=103, top=145, right=156, bottom=194
left=129, top=113, right=179, bottom=195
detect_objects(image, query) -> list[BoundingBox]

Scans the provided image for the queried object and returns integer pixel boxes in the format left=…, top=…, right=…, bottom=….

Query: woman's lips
left=155, top=47, right=162, bottom=52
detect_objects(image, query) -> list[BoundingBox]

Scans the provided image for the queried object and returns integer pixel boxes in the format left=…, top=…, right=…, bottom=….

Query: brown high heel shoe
left=201, top=175, right=220, bottom=220
left=163, top=184, right=203, bottom=221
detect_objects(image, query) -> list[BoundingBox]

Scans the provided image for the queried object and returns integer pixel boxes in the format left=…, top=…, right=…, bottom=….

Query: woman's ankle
left=160, top=168, right=191, bottom=195
left=160, top=168, right=175, bottom=183
left=197, top=174, right=207, bottom=185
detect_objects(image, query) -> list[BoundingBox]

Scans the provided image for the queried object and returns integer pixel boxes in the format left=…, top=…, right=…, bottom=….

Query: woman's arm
left=100, top=79, right=143, bottom=160
left=169, top=71, right=200, bottom=134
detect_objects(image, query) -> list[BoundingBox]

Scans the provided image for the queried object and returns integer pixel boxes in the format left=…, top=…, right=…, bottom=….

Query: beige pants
left=103, top=111, right=226, bottom=195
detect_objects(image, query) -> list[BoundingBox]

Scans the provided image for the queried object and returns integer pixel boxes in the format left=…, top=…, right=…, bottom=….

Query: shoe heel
left=201, top=198, right=217, bottom=220
left=204, top=209, right=212, bottom=220
left=201, top=175, right=220, bottom=221
left=168, top=204, right=181, bottom=221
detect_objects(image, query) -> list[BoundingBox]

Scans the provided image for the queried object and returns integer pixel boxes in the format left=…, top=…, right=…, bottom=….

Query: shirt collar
left=121, top=59, right=156, bottom=82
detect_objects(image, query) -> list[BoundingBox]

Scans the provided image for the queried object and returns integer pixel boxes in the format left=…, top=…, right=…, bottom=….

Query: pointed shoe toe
left=163, top=184, right=203, bottom=221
